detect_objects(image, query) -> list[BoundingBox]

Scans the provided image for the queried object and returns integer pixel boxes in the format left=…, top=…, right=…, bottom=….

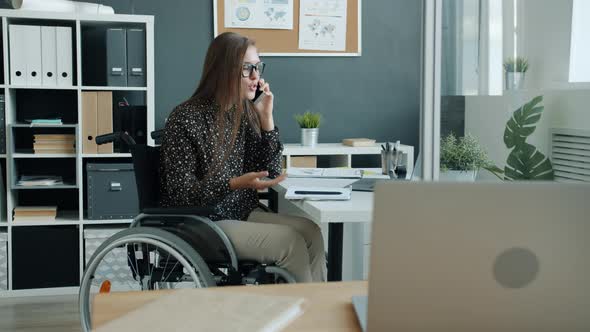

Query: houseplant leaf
left=504, top=143, right=554, bottom=180
left=503, top=95, right=544, bottom=149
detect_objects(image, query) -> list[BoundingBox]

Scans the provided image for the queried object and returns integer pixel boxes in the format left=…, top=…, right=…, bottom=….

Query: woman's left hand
left=254, top=78, right=275, bottom=131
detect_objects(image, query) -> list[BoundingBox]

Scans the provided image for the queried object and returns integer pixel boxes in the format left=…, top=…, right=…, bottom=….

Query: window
left=569, top=0, right=590, bottom=82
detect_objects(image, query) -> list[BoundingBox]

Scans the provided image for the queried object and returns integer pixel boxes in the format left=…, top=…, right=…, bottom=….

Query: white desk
left=272, top=171, right=390, bottom=281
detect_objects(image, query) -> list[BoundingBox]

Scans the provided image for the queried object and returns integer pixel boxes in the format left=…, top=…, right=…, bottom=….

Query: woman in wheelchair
left=158, top=32, right=327, bottom=283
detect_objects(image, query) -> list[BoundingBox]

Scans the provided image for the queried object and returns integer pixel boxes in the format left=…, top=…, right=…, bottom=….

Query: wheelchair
left=79, top=130, right=295, bottom=332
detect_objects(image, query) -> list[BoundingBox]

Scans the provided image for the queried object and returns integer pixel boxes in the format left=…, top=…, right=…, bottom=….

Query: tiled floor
left=0, top=295, right=81, bottom=332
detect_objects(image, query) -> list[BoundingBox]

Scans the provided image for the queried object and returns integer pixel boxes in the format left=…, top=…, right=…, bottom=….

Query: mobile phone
left=252, top=81, right=264, bottom=104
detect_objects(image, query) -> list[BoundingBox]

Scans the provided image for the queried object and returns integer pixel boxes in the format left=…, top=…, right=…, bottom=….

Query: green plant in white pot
left=504, top=56, right=529, bottom=90
left=295, top=112, right=321, bottom=147
left=440, top=133, right=489, bottom=182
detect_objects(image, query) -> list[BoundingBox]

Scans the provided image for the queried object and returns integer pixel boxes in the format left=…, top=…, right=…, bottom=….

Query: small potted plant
left=440, top=133, right=489, bottom=182
left=504, top=56, right=529, bottom=90
left=294, top=111, right=321, bottom=147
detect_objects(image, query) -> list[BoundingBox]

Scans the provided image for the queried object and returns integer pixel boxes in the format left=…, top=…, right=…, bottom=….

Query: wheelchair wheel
left=79, top=227, right=215, bottom=332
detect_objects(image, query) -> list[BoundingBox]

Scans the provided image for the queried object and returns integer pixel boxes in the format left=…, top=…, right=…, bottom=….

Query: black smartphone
left=252, top=81, right=264, bottom=104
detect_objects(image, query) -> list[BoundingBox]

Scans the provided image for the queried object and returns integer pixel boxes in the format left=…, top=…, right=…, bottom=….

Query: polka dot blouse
left=159, top=97, right=283, bottom=221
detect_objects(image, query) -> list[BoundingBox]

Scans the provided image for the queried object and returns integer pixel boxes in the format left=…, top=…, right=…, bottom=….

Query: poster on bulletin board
left=213, top=0, right=362, bottom=56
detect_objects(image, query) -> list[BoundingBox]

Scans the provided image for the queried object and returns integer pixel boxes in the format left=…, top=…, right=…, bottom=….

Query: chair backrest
left=129, top=144, right=161, bottom=212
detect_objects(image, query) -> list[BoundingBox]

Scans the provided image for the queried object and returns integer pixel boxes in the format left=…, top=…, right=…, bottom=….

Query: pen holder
left=381, top=150, right=393, bottom=175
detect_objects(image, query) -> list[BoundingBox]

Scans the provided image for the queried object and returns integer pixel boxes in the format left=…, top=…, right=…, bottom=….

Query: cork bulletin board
left=213, top=0, right=362, bottom=56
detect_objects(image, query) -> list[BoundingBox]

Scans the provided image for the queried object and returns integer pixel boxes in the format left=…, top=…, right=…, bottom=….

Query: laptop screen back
left=367, top=182, right=590, bottom=331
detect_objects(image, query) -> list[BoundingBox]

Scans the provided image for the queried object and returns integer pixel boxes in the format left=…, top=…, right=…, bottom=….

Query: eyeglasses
left=241, top=62, right=265, bottom=77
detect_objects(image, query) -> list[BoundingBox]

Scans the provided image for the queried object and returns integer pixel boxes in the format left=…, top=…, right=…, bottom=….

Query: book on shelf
left=33, top=134, right=76, bottom=154
left=34, top=134, right=75, bottom=141
left=26, top=118, right=63, bottom=125
left=342, top=138, right=376, bottom=147
left=14, top=206, right=58, bottom=215
left=13, top=216, right=57, bottom=222
left=13, top=206, right=57, bottom=222
left=16, top=175, right=64, bottom=187
left=33, top=142, right=75, bottom=150
left=34, top=149, right=76, bottom=154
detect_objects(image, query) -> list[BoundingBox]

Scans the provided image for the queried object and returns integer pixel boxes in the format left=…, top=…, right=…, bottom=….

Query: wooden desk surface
left=93, top=281, right=367, bottom=331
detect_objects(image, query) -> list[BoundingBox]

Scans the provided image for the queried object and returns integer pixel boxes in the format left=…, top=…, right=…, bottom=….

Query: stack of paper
left=13, top=206, right=57, bottom=222
left=95, top=289, right=306, bottom=332
left=16, top=175, right=64, bottom=187
left=286, top=168, right=362, bottom=179
left=33, top=134, right=75, bottom=154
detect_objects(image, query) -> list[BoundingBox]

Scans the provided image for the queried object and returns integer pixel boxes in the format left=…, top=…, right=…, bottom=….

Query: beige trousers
left=216, top=211, right=327, bottom=283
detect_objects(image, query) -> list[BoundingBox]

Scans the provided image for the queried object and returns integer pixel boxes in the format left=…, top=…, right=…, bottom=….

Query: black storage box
left=87, top=163, right=139, bottom=220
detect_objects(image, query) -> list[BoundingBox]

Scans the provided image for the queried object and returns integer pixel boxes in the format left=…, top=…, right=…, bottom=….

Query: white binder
left=56, top=26, right=73, bottom=86
left=24, top=25, right=42, bottom=86
left=8, top=24, right=27, bottom=85
left=41, top=26, right=57, bottom=87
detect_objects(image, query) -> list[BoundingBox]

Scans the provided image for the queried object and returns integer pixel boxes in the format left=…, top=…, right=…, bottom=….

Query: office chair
left=79, top=131, right=295, bottom=332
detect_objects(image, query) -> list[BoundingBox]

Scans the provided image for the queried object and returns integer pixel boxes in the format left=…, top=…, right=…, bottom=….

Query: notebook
left=285, top=186, right=352, bottom=200
left=94, top=289, right=306, bottom=332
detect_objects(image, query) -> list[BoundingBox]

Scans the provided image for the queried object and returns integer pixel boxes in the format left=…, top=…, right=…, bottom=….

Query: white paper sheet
left=298, top=0, right=347, bottom=51
left=224, top=0, right=293, bottom=30
left=286, top=168, right=362, bottom=178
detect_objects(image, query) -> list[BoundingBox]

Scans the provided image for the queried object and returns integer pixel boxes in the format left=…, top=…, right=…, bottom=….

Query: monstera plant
left=486, top=95, right=554, bottom=180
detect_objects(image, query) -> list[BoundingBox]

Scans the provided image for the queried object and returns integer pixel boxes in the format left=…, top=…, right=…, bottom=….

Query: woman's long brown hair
left=191, top=32, right=261, bottom=174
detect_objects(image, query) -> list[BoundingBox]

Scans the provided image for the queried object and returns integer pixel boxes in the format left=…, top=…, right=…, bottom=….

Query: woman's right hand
left=229, top=171, right=287, bottom=190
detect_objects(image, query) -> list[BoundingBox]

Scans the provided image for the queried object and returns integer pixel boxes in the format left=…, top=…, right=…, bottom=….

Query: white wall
left=465, top=89, right=590, bottom=180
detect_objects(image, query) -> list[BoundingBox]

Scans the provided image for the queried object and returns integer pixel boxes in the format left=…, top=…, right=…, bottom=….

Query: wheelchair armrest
left=132, top=212, right=239, bottom=271
left=141, top=207, right=216, bottom=216
left=257, top=192, right=271, bottom=200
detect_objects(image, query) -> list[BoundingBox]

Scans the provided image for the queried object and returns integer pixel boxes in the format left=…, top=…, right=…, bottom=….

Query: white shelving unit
left=283, top=143, right=414, bottom=171
left=0, top=9, right=154, bottom=296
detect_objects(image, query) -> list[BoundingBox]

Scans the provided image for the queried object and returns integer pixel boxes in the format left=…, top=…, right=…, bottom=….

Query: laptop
left=354, top=181, right=590, bottom=331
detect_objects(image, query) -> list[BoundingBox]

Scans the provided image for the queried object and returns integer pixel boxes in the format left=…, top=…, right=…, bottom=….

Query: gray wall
left=79, top=0, right=422, bottom=147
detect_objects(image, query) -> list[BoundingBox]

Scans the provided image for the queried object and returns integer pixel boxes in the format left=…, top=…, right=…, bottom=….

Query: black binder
left=82, top=27, right=128, bottom=87
left=114, top=105, right=147, bottom=152
left=106, top=28, right=127, bottom=86
left=126, top=29, right=146, bottom=87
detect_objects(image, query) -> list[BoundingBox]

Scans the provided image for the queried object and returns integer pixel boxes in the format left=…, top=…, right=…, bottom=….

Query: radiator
left=551, top=128, right=590, bottom=182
